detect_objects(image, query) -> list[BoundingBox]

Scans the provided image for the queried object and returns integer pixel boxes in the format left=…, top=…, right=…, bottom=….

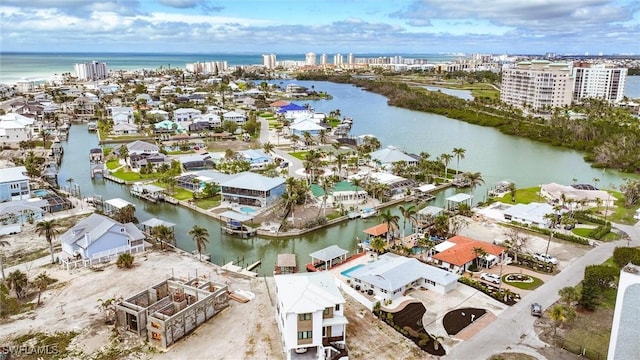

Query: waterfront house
left=60, top=213, right=145, bottom=259
left=112, top=123, right=139, bottom=136
left=432, top=235, right=506, bottom=274
left=369, top=146, right=418, bottom=170
left=154, top=119, right=186, bottom=134
left=274, top=272, right=348, bottom=360
left=179, top=154, right=216, bottom=171
left=0, top=166, right=30, bottom=202
left=108, top=106, right=134, bottom=125
left=540, top=182, right=614, bottom=209
left=148, top=109, right=169, bottom=121
left=289, top=119, right=325, bottom=137
left=310, top=181, right=367, bottom=207
left=0, top=200, right=46, bottom=234
left=220, top=172, right=286, bottom=208
left=176, top=170, right=231, bottom=191
left=115, top=277, right=229, bottom=350
left=126, top=140, right=159, bottom=156
left=348, top=253, right=459, bottom=300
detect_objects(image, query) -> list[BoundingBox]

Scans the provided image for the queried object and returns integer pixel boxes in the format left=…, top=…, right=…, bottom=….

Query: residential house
left=310, top=181, right=367, bottom=207
left=179, top=154, right=216, bottom=171
left=349, top=253, right=459, bottom=300
left=241, top=149, right=273, bottom=170
left=540, top=182, right=615, bottom=209
left=432, top=235, right=506, bottom=274
left=154, top=119, right=186, bottom=134
left=108, top=106, right=134, bottom=125
left=222, top=111, right=247, bottom=125
left=0, top=113, right=35, bottom=146
left=607, top=263, right=640, bottom=360
left=174, top=108, right=202, bottom=122
left=503, top=202, right=557, bottom=227
left=59, top=213, right=145, bottom=259
left=126, top=140, right=159, bottom=156
left=176, top=170, right=231, bottom=191
left=274, top=272, right=347, bottom=360
left=148, top=109, right=169, bottom=122
left=369, top=146, right=418, bottom=170
left=289, top=119, right=325, bottom=137
left=0, top=166, right=30, bottom=202
left=220, top=172, right=286, bottom=207
left=112, top=123, right=139, bottom=136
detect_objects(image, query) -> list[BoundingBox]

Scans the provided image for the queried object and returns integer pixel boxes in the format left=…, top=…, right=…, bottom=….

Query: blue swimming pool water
left=33, top=189, right=49, bottom=197
left=239, top=207, right=256, bottom=214
left=411, top=246, right=424, bottom=254
left=340, top=264, right=365, bottom=278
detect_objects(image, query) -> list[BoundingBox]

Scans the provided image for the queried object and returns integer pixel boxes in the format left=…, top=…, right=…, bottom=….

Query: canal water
left=59, top=81, right=631, bottom=275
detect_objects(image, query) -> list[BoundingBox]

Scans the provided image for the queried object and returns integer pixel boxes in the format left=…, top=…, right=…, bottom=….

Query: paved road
left=258, top=117, right=305, bottom=179
left=446, top=222, right=640, bottom=359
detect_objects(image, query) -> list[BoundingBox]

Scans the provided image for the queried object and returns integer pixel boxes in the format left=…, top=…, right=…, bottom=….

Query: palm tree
left=153, top=225, right=174, bottom=250
left=33, top=272, right=49, bottom=306
left=7, top=269, right=29, bottom=299
left=463, top=172, right=485, bottom=193
left=335, top=153, right=346, bottom=179
left=472, top=247, right=488, bottom=270
left=370, top=237, right=386, bottom=255
left=440, top=153, right=453, bottom=179
left=189, top=225, right=209, bottom=261
left=118, top=144, right=129, bottom=163
left=262, top=142, right=275, bottom=155
left=318, top=129, right=327, bottom=145
left=592, top=177, right=600, bottom=189
left=379, top=210, right=400, bottom=243
left=35, top=220, right=61, bottom=264
left=0, top=235, right=8, bottom=280
left=398, top=205, right=417, bottom=240
left=508, top=182, right=517, bottom=202
left=351, top=178, right=363, bottom=204
left=452, top=147, right=466, bottom=174
left=550, top=304, right=569, bottom=346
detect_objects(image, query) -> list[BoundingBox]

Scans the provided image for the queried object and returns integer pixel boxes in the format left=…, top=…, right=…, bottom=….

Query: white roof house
left=349, top=253, right=459, bottom=299
left=503, top=202, right=556, bottom=227
left=220, top=172, right=286, bottom=208
left=222, top=111, right=247, bottom=125
left=274, top=272, right=347, bottom=360
left=126, top=140, right=159, bottom=155
left=608, top=264, right=640, bottom=360
left=174, top=108, right=202, bottom=122
left=369, top=146, right=418, bottom=169
left=289, top=119, right=325, bottom=136
left=540, top=182, right=614, bottom=208
left=0, top=166, right=30, bottom=202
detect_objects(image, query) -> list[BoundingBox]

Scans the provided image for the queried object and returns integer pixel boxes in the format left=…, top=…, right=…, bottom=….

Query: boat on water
left=488, top=180, right=514, bottom=197
left=360, top=208, right=378, bottom=219
left=87, top=122, right=97, bottom=132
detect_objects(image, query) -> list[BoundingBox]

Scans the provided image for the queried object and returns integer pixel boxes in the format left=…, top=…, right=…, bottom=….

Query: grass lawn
left=194, top=198, right=220, bottom=209
left=289, top=151, right=307, bottom=160
left=561, top=307, right=612, bottom=359
left=111, top=171, right=159, bottom=182
left=106, top=159, right=120, bottom=170
left=496, top=186, right=541, bottom=204
left=572, top=228, right=593, bottom=237
left=170, top=188, right=193, bottom=201
left=166, top=150, right=195, bottom=155
left=502, top=274, right=544, bottom=290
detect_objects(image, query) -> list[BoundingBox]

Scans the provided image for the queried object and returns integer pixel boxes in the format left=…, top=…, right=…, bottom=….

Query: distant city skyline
left=0, top=0, right=638, bottom=55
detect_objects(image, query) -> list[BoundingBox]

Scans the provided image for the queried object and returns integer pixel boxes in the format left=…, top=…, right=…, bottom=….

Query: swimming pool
left=33, top=189, right=49, bottom=197
left=239, top=207, right=256, bottom=214
left=411, top=246, right=424, bottom=254
left=340, top=264, right=365, bottom=278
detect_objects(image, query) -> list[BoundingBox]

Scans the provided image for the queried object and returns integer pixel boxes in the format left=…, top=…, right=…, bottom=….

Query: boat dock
left=221, top=261, right=258, bottom=278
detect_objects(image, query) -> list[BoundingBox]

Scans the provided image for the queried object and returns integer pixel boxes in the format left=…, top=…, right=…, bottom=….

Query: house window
left=324, top=308, right=330, bottom=315
left=297, top=331, right=312, bottom=339
left=335, top=304, right=340, bottom=311
left=298, top=313, right=312, bottom=321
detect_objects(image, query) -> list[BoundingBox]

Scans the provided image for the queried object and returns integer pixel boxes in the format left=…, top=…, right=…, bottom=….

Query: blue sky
left=1, top=0, right=638, bottom=55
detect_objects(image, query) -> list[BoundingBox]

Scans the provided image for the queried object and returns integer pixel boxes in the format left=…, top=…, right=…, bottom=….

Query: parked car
left=531, top=303, right=542, bottom=317
left=480, top=272, right=501, bottom=284
left=533, top=252, right=558, bottom=265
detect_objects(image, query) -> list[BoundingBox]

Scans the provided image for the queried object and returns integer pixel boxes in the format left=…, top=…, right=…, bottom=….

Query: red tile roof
left=433, top=235, right=505, bottom=267
left=270, top=100, right=290, bottom=107
left=363, top=223, right=389, bottom=237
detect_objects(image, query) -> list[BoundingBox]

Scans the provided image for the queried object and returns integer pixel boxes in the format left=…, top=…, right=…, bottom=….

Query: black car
left=531, top=303, right=542, bottom=317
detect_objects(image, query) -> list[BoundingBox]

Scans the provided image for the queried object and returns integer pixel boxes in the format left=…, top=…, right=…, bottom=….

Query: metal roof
left=309, top=245, right=348, bottom=262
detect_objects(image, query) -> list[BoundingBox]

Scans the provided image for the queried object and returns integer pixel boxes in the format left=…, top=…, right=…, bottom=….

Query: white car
left=480, top=272, right=501, bottom=284
left=533, top=252, right=558, bottom=265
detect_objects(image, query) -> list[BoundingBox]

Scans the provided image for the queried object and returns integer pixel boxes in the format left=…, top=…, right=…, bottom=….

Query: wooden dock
left=221, top=261, right=258, bottom=278
left=245, top=260, right=261, bottom=271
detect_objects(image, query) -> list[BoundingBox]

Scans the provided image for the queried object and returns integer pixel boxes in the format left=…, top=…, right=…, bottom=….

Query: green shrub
left=612, top=247, right=640, bottom=268
left=116, top=253, right=135, bottom=268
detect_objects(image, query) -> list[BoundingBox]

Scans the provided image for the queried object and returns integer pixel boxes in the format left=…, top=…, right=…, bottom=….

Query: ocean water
left=0, top=52, right=455, bottom=84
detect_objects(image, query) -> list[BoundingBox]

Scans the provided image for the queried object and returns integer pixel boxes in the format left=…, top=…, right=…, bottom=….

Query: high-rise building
left=305, top=52, right=316, bottom=66
left=500, top=60, right=574, bottom=111
left=333, top=54, right=343, bottom=66
left=74, top=61, right=108, bottom=81
left=572, top=63, right=627, bottom=103
left=262, top=54, right=276, bottom=69
left=320, top=54, right=328, bottom=65
left=347, top=53, right=355, bottom=65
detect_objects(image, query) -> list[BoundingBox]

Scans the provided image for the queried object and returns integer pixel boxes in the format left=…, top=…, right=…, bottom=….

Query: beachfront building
left=74, top=61, right=108, bottom=81
left=116, top=278, right=229, bottom=350
left=263, top=54, right=277, bottom=69
left=220, top=172, right=286, bottom=208
left=500, top=60, right=574, bottom=112
left=573, top=63, right=627, bottom=104
left=348, top=253, right=459, bottom=300
left=0, top=166, right=30, bottom=202
left=540, top=183, right=614, bottom=209
left=608, top=263, right=640, bottom=360
left=432, top=235, right=506, bottom=274
left=59, top=213, right=145, bottom=260
left=274, top=272, right=348, bottom=360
